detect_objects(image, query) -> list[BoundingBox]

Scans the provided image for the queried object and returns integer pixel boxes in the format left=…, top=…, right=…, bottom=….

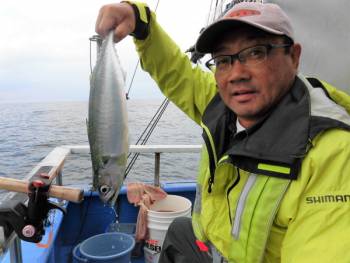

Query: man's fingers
left=95, top=6, right=114, bottom=37
left=95, top=3, right=135, bottom=41
left=113, top=23, right=132, bottom=43
left=96, top=11, right=119, bottom=38
left=95, top=7, right=104, bottom=35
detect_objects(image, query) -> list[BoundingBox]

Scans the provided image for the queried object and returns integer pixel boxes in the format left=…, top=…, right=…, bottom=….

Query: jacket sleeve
left=133, top=8, right=217, bottom=125
left=277, top=129, right=350, bottom=262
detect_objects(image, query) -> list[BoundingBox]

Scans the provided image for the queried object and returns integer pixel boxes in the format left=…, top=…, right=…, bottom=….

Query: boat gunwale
left=0, top=144, right=201, bottom=262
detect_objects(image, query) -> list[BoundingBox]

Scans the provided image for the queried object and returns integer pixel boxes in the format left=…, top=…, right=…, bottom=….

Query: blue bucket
left=74, top=232, right=135, bottom=263
left=72, top=243, right=88, bottom=263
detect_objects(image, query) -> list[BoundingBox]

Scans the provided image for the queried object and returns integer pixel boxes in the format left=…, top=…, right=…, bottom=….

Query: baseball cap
left=195, top=2, right=294, bottom=53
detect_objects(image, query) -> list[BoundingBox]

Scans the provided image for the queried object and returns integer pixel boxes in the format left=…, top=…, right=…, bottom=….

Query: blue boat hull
left=1, top=181, right=196, bottom=263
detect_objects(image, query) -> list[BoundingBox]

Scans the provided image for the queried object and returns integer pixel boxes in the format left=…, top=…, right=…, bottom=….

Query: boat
left=0, top=144, right=201, bottom=263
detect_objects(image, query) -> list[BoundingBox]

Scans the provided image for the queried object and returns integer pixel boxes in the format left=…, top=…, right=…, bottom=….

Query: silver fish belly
left=88, top=32, right=129, bottom=206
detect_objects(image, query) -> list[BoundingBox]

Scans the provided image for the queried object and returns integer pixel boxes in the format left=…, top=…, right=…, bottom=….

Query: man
left=96, top=1, right=350, bottom=262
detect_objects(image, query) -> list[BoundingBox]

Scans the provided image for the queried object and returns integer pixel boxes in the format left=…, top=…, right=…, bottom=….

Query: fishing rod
left=124, top=98, right=169, bottom=178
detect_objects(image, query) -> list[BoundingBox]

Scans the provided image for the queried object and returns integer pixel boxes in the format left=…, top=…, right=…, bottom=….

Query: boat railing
left=0, top=144, right=202, bottom=263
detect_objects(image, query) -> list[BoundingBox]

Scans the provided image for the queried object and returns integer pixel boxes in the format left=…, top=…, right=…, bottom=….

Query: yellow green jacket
left=132, top=4, right=350, bottom=262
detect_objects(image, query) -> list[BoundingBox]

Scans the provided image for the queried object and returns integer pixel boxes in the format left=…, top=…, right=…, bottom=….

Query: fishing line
left=129, top=98, right=168, bottom=150
left=142, top=99, right=169, bottom=144
left=125, top=0, right=161, bottom=99
left=124, top=98, right=169, bottom=177
left=124, top=98, right=169, bottom=178
left=125, top=60, right=140, bottom=99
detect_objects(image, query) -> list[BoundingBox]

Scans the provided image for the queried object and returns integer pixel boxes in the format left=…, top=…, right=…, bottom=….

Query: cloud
left=0, top=0, right=212, bottom=103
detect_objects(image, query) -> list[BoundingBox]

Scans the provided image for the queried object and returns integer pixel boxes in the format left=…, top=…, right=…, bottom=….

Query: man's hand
left=95, top=2, right=136, bottom=42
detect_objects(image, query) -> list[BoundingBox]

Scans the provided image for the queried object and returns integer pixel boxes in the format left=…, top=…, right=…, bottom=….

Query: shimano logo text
left=306, top=194, right=350, bottom=204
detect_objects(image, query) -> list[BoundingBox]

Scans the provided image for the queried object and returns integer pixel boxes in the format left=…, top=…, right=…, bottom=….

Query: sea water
left=0, top=100, right=202, bottom=196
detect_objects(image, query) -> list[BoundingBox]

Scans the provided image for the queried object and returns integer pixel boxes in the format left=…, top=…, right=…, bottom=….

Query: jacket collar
left=226, top=76, right=309, bottom=179
left=202, top=76, right=331, bottom=179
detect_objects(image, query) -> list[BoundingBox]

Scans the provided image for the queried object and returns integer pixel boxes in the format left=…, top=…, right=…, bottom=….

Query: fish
left=87, top=31, right=129, bottom=206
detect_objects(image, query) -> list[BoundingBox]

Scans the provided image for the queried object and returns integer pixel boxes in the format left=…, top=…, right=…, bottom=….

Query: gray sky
left=0, top=0, right=212, bottom=103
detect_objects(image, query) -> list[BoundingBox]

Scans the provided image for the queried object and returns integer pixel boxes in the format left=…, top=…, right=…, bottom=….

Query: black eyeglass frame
left=205, top=43, right=293, bottom=72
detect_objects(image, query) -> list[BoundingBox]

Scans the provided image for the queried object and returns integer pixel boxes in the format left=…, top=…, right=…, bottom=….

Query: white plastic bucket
left=146, top=195, right=192, bottom=262
left=144, top=246, right=160, bottom=263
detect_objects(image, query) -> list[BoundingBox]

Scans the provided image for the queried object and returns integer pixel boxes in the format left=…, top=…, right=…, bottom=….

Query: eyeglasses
left=205, top=43, right=292, bottom=74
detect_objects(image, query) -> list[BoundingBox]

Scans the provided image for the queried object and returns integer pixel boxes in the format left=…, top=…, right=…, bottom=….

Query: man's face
left=213, top=27, right=301, bottom=128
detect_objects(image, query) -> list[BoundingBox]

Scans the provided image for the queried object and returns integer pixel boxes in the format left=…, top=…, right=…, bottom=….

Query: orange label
left=227, top=9, right=260, bottom=18
left=146, top=239, right=159, bottom=245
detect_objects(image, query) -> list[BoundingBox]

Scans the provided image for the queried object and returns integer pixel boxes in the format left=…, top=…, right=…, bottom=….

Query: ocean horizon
left=0, top=100, right=202, bottom=196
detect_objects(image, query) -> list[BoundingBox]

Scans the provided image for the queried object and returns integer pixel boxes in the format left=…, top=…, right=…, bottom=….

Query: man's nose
left=226, top=59, right=250, bottom=82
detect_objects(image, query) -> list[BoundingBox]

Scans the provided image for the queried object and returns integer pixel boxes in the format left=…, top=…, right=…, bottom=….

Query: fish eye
left=100, top=185, right=110, bottom=193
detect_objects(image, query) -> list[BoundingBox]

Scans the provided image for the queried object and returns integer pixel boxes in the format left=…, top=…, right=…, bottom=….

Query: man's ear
left=291, top=43, right=302, bottom=69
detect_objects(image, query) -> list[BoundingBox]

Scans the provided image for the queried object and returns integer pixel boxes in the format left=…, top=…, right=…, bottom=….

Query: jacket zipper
left=232, top=173, right=257, bottom=239
left=226, top=168, right=241, bottom=225
left=201, top=123, right=217, bottom=193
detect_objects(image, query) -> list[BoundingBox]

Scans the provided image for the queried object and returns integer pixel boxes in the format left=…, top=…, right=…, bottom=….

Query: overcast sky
left=0, top=0, right=213, bottom=103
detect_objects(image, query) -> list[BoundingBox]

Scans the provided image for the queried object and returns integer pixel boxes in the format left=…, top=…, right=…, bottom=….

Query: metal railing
left=0, top=144, right=202, bottom=262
